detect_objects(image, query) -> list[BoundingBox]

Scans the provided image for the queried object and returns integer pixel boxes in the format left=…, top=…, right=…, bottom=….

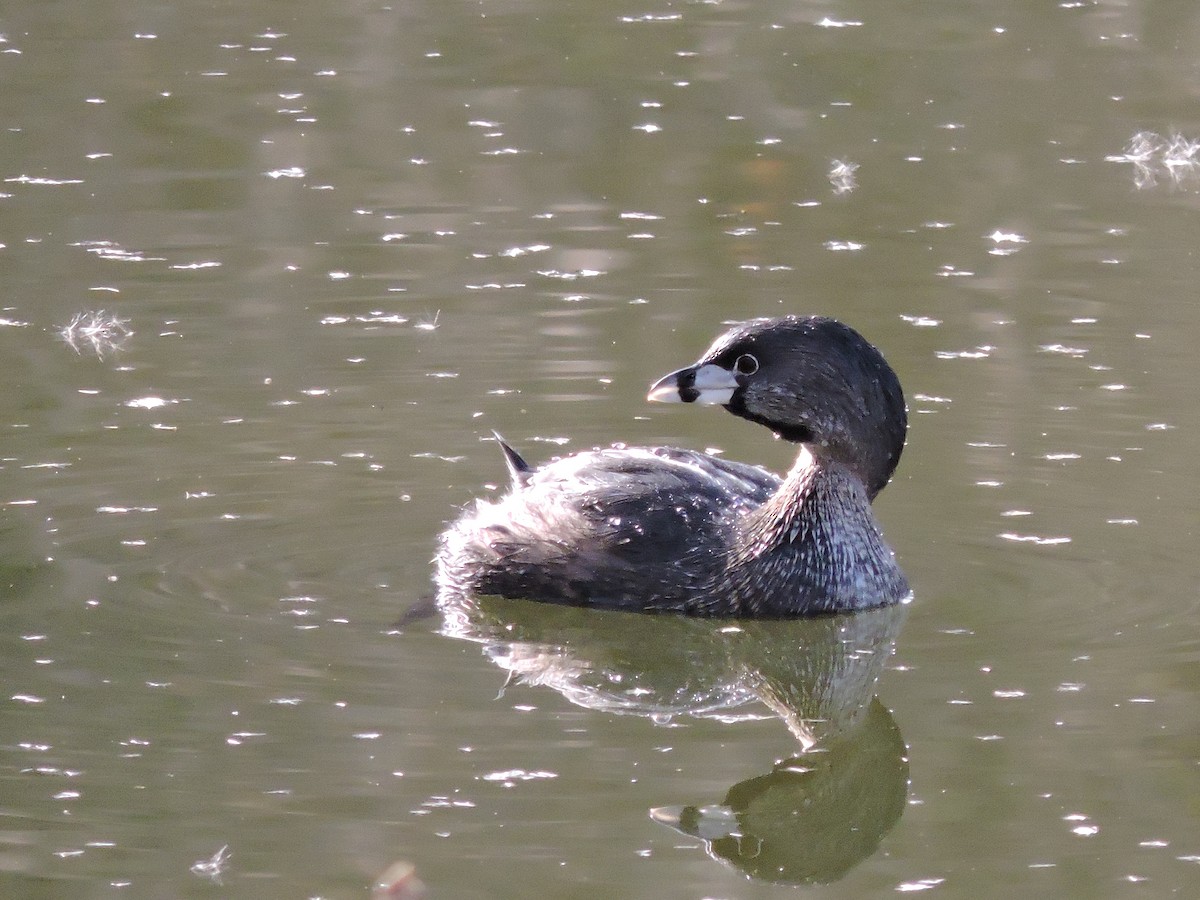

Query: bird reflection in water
left=438, top=596, right=910, bottom=885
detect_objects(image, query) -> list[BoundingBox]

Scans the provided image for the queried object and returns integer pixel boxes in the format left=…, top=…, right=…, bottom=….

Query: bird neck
left=739, top=444, right=827, bottom=552
left=719, top=445, right=905, bottom=615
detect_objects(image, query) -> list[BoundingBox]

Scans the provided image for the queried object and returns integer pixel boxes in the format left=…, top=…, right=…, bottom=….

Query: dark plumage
left=435, top=315, right=909, bottom=617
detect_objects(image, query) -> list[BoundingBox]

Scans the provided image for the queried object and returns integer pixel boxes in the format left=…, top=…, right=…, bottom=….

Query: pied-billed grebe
left=435, top=315, right=909, bottom=617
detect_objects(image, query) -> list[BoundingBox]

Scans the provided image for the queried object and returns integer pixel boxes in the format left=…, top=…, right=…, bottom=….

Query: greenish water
left=3, top=1, right=1200, bottom=896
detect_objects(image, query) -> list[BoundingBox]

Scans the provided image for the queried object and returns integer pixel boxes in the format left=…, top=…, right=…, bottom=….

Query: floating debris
left=828, top=159, right=858, bottom=194
left=372, top=860, right=427, bottom=899
left=1106, top=131, right=1200, bottom=189
left=190, top=844, right=231, bottom=884
left=59, top=310, right=133, bottom=358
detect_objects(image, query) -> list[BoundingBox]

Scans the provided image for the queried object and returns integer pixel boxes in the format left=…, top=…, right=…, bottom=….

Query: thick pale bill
left=646, top=363, right=738, bottom=405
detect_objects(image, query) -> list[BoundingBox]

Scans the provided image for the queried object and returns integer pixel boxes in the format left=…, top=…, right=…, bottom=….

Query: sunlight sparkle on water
left=999, top=533, right=1071, bottom=545
left=901, top=314, right=941, bottom=327
left=935, top=346, right=992, bottom=359
left=936, top=265, right=974, bottom=277
left=125, top=396, right=174, bottom=409
left=481, top=770, right=558, bottom=784
left=896, top=878, right=945, bottom=892
left=1040, top=343, right=1088, bottom=356
left=987, top=230, right=1028, bottom=244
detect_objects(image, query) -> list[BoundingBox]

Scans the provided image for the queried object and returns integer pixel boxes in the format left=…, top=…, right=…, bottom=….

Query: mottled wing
left=440, top=447, right=779, bottom=610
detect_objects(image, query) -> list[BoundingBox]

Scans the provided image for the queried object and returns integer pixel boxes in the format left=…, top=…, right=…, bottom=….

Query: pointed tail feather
left=491, top=430, right=531, bottom=488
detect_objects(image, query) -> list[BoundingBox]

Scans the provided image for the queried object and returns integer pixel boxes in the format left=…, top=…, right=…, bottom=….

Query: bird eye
left=734, top=353, right=759, bottom=375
